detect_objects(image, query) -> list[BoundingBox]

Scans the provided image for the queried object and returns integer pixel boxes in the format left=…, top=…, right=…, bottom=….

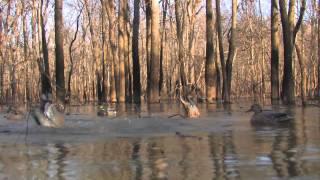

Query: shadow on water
left=0, top=102, right=319, bottom=179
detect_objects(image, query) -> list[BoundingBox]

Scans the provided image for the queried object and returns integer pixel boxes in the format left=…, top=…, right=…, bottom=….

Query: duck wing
left=267, top=111, right=293, bottom=122
left=32, top=109, right=56, bottom=127
left=45, top=104, right=64, bottom=127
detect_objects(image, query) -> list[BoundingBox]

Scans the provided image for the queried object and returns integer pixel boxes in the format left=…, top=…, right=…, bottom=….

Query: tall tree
left=21, top=0, right=30, bottom=102
left=216, top=0, right=237, bottom=103
left=148, top=0, right=160, bottom=103
left=271, top=0, right=280, bottom=103
left=124, top=1, right=131, bottom=102
left=175, top=0, right=187, bottom=92
left=295, top=43, right=306, bottom=106
left=318, top=0, right=320, bottom=98
left=67, top=6, right=82, bottom=103
left=40, top=0, right=51, bottom=96
left=216, top=0, right=227, bottom=102
left=295, top=11, right=306, bottom=106
left=84, top=0, right=104, bottom=102
left=145, top=0, right=152, bottom=100
left=278, top=0, right=306, bottom=104
left=104, top=0, right=117, bottom=102
left=205, top=0, right=217, bottom=103
left=55, top=0, right=65, bottom=108
left=132, top=0, right=141, bottom=104
left=225, top=0, right=238, bottom=102
left=0, top=7, right=3, bottom=101
left=159, top=0, right=168, bottom=95
left=118, top=0, right=127, bottom=102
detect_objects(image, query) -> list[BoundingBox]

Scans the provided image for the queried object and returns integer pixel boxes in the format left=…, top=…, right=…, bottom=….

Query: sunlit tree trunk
left=100, top=2, right=107, bottom=103
left=318, top=0, right=320, bottom=99
left=271, top=0, right=280, bottom=103
left=67, top=8, right=82, bottom=104
left=118, top=0, right=127, bottom=102
left=31, top=0, right=38, bottom=102
left=132, top=0, right=141, bottom=104
left=148, top=0, right=160, bottom=103
left=279, top=0, right=306, bottom=104
left=175, top=0, right=187, bottom=92
left=0, top=6, right=3, bottom=101
left=105, top=0, right=117, bottom=102
left=295, top=43, right=306, bottom=106
left=55, top=0, right=65, bottom=108
left=295, top=9, right=307, bottom=106
left=146, top=0, right=152, bottom=100
left=159, top=0, right=168, bottom=95
left=225, top=0, right=237, bottom=103
left=124, top=5, right=131, bottom=102
left=215, top=37, right=222, bottom=100
left=21, top=0, right=30, bottom=103
left=205, top=0, right=217, bottom=103
left=216, top=0, right=237, bottom=103
left=216, top=0, right=227, bottom=102
left=84, top=0, right=104, bottom=102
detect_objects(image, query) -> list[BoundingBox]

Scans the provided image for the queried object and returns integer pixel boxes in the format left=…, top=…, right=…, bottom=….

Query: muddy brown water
left=0, top=102, right=319, bottom=179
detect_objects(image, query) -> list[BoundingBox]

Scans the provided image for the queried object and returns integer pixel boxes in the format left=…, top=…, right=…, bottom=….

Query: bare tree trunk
left=124, top=7, right=131, bottom=102
left=175, top=0, right=187, bottom=92
left=216, top=0, right=237, bottom=103
left=21, top=0, right=30, bottom=103
left=318, top=0, right=320, bottom=99
left=0, top=6, right=3, bottom=101
left=146, top=0, right=152, bottom=101
left=279, top=0, right=306, bottom=104
left=271, top=0, right=280, bottom=103
left=105, top=0, right=117, bottom=102
left=132, top=0, right=141, bottom=104
left=55, top=0, right=65, bottom=109
left=31, top=0, right=38, bottom=102
left=205, top=0, right=217, bottom=103
left=295, top=43, right=306, bottom=106
left=225, top=0, right=237, bottom=102
left=84, top=0, right=103, bottom=102
left=100, top=1, right=107, bottom=103
left=215, top=36, right=222, bottom=100
left=216, top=0, right=227, bottom=102
left=67, top=7, right=82, bottom=103
left=159, top=0, right=168, bottom=95
left=40, top=0, right=51, bottom=96
left=148, top=0, right=160, bottom=103
left=118, top=0, right=127, bottom=102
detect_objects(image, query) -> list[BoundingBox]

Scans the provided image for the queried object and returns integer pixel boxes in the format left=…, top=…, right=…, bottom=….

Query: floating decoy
left=247, top=104, right=293, bottom=125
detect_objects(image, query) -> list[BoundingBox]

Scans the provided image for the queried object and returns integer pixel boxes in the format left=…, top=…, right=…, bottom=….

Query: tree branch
left=293, top=0, right=306, bottom=38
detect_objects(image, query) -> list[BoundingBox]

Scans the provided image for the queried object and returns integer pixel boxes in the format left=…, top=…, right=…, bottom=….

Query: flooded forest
left=0, top=0, right=320, bottom=179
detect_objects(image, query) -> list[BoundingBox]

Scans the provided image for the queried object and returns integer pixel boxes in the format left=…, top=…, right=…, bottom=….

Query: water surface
left=0, top=102, right=319, bottom=179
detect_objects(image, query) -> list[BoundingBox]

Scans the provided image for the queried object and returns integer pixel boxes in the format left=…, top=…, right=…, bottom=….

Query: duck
left=179, top=95, right=200, bottom=118
left=97, top=106, right=117, bottom=117
left=32, top=94, right=64, bottom=128
left=247, top=104, right=293, bottom=125
left=5, top=106, right=25, bottom=121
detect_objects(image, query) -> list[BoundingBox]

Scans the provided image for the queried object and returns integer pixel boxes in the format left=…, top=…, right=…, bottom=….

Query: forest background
left=0, top=0, right=317, bottom=106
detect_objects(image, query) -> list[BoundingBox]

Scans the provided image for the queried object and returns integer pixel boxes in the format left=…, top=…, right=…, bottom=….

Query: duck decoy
left=247, top=104, right=293, bottom=125
left=32, top=94, right=64, bottom=128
